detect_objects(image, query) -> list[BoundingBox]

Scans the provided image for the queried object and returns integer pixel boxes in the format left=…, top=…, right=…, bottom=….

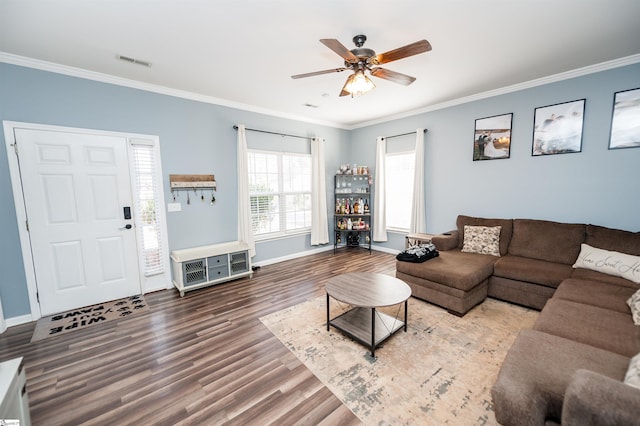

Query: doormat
left=31, top=295, right=148, bottom=343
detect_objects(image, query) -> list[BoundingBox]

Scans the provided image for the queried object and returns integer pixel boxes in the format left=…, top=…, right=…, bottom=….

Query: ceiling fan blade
left=320, top=39, right=359, bottom=62
left=370, top=67, right=416, bottom=86
left=291, top=67, right=347, bottom=79
left=372, top=40, right=432, bottom=65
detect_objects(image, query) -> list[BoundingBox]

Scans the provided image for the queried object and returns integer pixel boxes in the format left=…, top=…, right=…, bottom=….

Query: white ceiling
left=1, top=0, right=640, bottom=128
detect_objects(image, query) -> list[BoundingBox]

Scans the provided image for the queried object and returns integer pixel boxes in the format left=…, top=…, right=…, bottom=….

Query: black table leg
left=371, top=308, right=376, bottom=358
left=404, top=299, right=408, bottom=332
left=326, top=293, right=330, bottom=331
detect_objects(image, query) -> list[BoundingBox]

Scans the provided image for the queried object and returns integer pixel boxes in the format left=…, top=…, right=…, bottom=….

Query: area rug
left=260, top=296, right=539, bottom=425
left=31, top=295, right=148, bottom=342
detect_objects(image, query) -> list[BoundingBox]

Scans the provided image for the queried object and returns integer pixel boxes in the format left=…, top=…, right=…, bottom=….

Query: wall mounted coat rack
left=170, top=174, right=217, bottom=205
left=170, top=174, right=216, bottom=189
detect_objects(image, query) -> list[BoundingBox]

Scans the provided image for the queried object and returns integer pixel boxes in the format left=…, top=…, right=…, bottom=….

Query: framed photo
left=532, top=99, right=585, bottom=156
left=608, top=87, right=640, bottom=150
left=473, top=113, right=512, bottom=161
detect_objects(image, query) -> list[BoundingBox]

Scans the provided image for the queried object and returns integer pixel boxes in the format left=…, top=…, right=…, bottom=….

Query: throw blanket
left=396, top=243, right=439, bottom=263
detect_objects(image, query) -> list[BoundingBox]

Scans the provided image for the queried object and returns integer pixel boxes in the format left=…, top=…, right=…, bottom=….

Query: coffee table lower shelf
left=327, top=306, right=407, bottom=357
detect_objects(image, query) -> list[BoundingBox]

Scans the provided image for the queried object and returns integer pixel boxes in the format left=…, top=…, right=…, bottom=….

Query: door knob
left=119, top=224, right=133, bottom=230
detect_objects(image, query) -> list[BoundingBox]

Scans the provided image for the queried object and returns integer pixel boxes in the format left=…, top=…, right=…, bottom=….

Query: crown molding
left=2, top=51, right=639, bottom=131
left=350, top=54, right=640, bottom=129
left=0, top=51, right=349, bottom=130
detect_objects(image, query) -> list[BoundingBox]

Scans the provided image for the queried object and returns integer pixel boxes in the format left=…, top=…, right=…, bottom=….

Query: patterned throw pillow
left=461, top=225, right=501, bottom=257
left=625, top=352, right=640, bottom=389
left=573, top=243, right=640, bottom=284
left=628, top=288, right=640, bottom=326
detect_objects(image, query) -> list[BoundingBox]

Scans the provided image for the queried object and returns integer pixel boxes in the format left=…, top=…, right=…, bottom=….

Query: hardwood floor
left=0, top=248, right=397, bottom=425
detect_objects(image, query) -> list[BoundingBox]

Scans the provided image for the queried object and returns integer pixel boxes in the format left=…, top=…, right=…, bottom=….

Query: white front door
left=14, top=128, right=141, bottom=316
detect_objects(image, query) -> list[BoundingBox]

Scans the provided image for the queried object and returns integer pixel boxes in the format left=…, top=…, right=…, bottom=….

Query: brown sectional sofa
left=395, top=215, right=640, bottom=424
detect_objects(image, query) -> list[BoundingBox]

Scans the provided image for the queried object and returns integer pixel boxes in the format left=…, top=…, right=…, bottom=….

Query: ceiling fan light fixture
left=344, top=70, right=375, bottom=97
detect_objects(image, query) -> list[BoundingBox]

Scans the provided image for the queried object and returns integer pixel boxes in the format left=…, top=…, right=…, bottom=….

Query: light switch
left=167, top=202, right=182, bottom=212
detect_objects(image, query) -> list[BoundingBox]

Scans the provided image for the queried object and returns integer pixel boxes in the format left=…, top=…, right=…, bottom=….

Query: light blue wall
left=353, top=63, right=640, bottom=251
left=0, top=63, right=348, bottom=318
left=1, top=61, right=639, bottom=320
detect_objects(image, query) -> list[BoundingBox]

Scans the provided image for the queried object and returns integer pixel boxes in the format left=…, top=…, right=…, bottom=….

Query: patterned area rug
left=31, top=295, right=148, bottom=342
left=260, top=296, right=539, bottom=425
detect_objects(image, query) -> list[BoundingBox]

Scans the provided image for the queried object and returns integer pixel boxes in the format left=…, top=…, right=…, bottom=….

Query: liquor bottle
left=350, top=198, right=354, bottom=214
left=364, top=198, right=369, bottom=213
left=345, top=198, right=350, bottom=215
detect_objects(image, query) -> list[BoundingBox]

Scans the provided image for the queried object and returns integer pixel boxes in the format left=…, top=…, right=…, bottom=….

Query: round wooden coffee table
left=326, top=272, right=411, bottom=357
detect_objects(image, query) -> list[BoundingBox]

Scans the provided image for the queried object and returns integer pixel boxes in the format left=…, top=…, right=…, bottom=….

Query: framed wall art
left=473, top=113, right=512, bottom=161
left=532, top=99, right=585, bottom=156
left=608, top=87, right=640, bottom=150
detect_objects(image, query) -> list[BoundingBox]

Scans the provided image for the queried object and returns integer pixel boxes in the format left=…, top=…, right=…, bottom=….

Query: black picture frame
left=473, top=113, right=512, bottom=161
left=608, top=87, right=640, bottom=150
left=532, top=99, right=585, bottom=156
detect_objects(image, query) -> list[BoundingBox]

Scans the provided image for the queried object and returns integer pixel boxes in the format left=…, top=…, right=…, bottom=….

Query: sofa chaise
left=395, top=214, right=640, bottom=424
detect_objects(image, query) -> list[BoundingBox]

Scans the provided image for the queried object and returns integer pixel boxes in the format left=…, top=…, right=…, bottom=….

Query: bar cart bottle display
left=334, top=166, right=372, bottom=253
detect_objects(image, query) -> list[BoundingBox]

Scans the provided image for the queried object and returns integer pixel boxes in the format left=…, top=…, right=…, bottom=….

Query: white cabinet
left=0, top=357, right=31, bottom=426
left=170, top=241, right=252, bottom=296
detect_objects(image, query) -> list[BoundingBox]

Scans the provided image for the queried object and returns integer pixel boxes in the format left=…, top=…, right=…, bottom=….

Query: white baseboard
left=371, top=244, right=401, bottom=255
left=253, top=244, right=334, bottom=268
left=5, top=314, right=34, bottom=329
left=252, top=243, right=400, bottom=268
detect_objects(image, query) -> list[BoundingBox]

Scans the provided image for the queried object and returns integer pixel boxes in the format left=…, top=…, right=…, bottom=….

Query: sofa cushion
left=562, top=369, right=640, bottom=426
left=395, top=250, right=496, bottom=292
left=493, top=255, right=573, bottom=288
left=571, top=267, right=639, bottom=288
left=492, top=329, right=629, bottom=426
left=586, top=224, right=640, bottom=256
left=456, top=215, right=513, bottom=256
left=626, top=352, right=640, bottom=390
left=508, top=219, right=585, bottom=265
left=573, top=243, right=640, bottom=284
left=461, top=225, right=501, bottom=256
left=534, top=299, right=640, bottom=357
left=629, top=289, right=640, bottom=326
left=553, top=278, right=637, bottom=314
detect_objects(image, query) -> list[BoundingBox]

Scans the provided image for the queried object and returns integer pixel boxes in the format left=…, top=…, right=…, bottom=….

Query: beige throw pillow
left=461, top=225, right=501, bottom=257
left=625, top=352, right=640, bottom=389
left=628, top=289, right=640, bottom=326
left=573, top=243, right=640, bottom=284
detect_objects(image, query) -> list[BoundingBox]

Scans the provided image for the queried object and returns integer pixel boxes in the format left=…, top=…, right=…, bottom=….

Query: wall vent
left=117, top=54, right=152, bottom=67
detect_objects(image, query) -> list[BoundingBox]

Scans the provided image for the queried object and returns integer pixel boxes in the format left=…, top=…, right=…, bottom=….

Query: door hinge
left=13, top=142, right=18, bottom=157
left=36, top=292, right=39, bottom=303
left=25, top=220, right=29, bottom=232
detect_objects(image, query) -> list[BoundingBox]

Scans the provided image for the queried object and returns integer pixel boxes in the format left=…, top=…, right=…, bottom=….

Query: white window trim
left=385, top=149, right=416, bottom=232
left=248, top=149, right=312, bottom=242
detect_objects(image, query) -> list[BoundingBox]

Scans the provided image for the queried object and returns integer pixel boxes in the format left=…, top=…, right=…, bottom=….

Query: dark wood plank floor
left=0, top=248, right=397, bottom=425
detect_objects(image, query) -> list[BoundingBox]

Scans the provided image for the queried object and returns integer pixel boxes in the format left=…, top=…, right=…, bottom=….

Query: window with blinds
left=248, top=150, right=311, bottom=239
left=385, top=151, right=415, bottom=231
left=131, top=143, right=164, bottom=276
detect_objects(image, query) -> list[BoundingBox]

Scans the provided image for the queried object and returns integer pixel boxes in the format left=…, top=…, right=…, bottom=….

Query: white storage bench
left=170, top=241, right=252, bottom=297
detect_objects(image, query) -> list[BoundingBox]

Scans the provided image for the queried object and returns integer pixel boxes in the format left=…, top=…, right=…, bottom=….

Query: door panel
left=15, top=128, right=141, bottom=316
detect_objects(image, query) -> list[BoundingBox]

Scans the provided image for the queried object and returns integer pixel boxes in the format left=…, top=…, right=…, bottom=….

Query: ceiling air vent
left=117, top=54, right=152, bottom=67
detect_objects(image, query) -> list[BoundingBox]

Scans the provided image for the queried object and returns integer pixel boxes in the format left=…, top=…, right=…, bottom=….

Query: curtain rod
left=384, top=128, right=428, bottom=140
left=233, top=125, right=312, bottom=140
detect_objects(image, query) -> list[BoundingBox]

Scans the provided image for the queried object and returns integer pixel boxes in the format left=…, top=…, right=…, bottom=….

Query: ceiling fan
left=291, top=35, right=432, bottom=97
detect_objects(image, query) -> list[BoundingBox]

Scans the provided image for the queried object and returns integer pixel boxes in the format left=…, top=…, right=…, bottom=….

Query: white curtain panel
left=311, top=137, right=329, bottom=245
left=410, top=128, right=427, bottom=234
left=373, top=136, right=388, bottom=241
left=236, top=124, right=256, bottom=257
